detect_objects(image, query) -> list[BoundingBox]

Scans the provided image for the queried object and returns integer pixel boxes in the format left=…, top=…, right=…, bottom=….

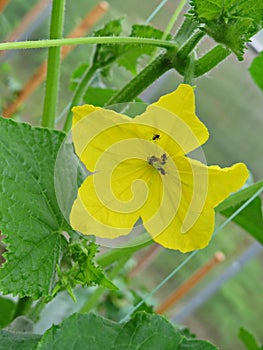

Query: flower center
left=147, top=153, right=167, bottom=175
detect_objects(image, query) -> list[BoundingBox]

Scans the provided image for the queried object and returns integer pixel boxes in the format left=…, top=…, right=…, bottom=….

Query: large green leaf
left=190, top=0, right=263, bottom=59
left=215, top=181, right=263, bottom=212
left=37, top=312, right=218, bottom=350
left=178, top=339, right=219, bottom=350
left=37, top=313, right=122, bottom=350
left=249, top=51, right=263, bottom=92
left=112, top=312, right=182, bottom=349
left=215, top=181, right=263, bottom=244
left=0, top=330, right=41, bottom=350
left=0, top=118, right=74, bottom=298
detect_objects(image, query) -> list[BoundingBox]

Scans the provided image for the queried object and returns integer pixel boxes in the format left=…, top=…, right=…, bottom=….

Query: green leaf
left=249, top=51, right=263, bottom=92
left=37, top=311, right=219, bottom=350
left=53, top=241, right=117, bottom=299
left=190, top=0, right=263, bottom=59
left=238, top=327, right=262, bottom=350
left=0, top=297, right=16, bottom=328
left=112, top=312, right=182, bottom=349
left=216, top=181, right=263, bottom=212
left=94, top=21, right=169, bottom=74
left=117, top=25, right=170, bottom=74
left=0, top=118, right=75, bottom=298
left=83, top=87, right=118, bottom=106
left=178, top=339, right=219, bottom=349
left=215, top=181, right=263, bottom=244
left=0, top=330, right=41, bottom=350
left=223, top=197, right=263, bottom=244
left=37, top=313, right=122, bottom=350
left=92, top=19, right=123, bottom=68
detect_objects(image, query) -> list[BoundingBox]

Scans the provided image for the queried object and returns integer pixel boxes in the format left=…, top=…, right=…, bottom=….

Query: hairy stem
left=161, top=0, right=188, bottom=40
left=41, top=0, right=65, bottom=128
left=0, top=37, right=178, bottom=51
left=105, top=51, right=175, bottom=105
left=194, top=45, right=231, bottom=77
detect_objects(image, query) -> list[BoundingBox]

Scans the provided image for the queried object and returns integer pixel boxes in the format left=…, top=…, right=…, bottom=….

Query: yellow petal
left=152, top=208, right=215, bottom=252
left=72, top=107, right=131, bottom=171
left=72, top=104, right=100, bottom=125
left=142, top=156, right=248, bottom=252
left=70, top=174, right=140, bottom=238
left=70, top=147, right=155, bottom=238
left=135, top=84, right=209, bottom=156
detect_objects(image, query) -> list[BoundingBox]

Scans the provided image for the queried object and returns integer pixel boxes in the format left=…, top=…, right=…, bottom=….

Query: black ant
left=152, top=134, right=160, bottom=141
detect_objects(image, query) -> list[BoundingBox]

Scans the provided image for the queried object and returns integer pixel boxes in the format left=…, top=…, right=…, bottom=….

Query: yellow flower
left=69, top=84, right=248, bottom=252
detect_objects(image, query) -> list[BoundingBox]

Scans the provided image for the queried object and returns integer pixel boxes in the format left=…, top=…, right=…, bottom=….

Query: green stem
left=0, top=37, right=178, bottom=51
left=161, top=0, right=187, bottom=40
left=105, top=30, right=206, bottom=105
left=194, top=45, right=231, bottom=77
left=13, top=297, right=33, bottom=320
left=41, top=0, right=65, bottom=128
left=176, top=29, right=205, bottom=59
left=105, top=51, right=174, bottom=105
left=63, top=64, right=98, bottom=132
left=80, top=256, right=129, bottom=313
left=173, top=16, right=200, bottom=46
left=27, top=297, right=47, bottom=323
left=184, top=52, right=195, bottom=84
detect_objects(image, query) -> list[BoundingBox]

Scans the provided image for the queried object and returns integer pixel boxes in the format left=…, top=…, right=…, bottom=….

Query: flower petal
left=135, top=84, right=209, bottom=156
left=141, top=156, right=248, bottom=252
left=152, top=208, right=215, bottom=252
left=70, top=174, right=140, bottom=238
left=72, top=106, right=131, bottom=171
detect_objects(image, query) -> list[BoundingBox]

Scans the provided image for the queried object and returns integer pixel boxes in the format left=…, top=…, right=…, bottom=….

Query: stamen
left=147, top=153, right=167, bottom=175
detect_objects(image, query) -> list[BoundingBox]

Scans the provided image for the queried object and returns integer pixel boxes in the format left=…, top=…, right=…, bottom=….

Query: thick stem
left=176, top=29, right=206, bottom=59
left=105, top=51, right=174, bottom=105
left=41, top=0, right=65, bottom=128
left=194, top=45, right=231, bottom=77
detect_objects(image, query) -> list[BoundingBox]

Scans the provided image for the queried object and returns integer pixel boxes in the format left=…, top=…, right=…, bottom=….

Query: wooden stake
left=0, top=0, right=10, bottom=13
left=2, top=2, right=109, bottom=118
left=156, top=251, right=225, bottom=314
left=1, top=0, right=51, bottom=52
